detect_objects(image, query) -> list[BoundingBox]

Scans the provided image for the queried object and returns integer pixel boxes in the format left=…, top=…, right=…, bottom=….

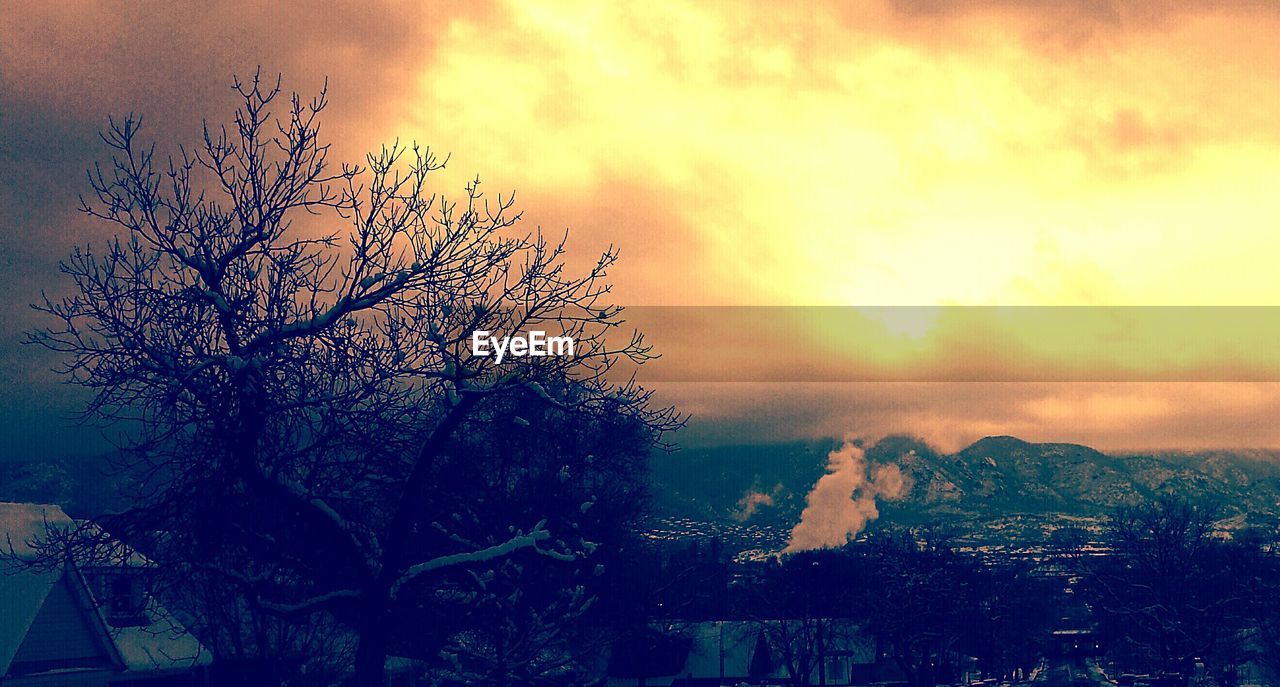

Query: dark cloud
left=662, top=382, right=1280, bottom=453
left=0, top=2, right=472, bottom=120
left=0, top=1, right=495, bottom=457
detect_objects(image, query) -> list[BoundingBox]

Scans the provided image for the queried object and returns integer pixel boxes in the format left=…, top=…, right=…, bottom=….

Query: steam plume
left=783, top=442, right=909, bottom=552
left=733, top=483, right=783, bottom=521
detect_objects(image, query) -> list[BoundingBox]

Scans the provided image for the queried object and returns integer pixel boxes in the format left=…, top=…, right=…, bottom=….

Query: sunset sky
left=4, top=1, right=1280, bottom=455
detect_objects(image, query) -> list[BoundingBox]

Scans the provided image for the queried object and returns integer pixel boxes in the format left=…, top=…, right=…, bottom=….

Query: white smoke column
left=734, top=491, right=774, bottom=521
left=784, top=442, right=909, bottom=552
left=733, top=483, right=783, bottom=521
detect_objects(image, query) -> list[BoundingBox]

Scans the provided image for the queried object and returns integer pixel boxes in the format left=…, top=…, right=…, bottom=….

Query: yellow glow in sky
left=397, top=1, right=1280, bottom=307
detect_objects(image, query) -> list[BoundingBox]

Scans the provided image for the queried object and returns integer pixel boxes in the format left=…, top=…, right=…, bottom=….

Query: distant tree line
left=610, top=530, right=1057, bottom=687
left=1070, top=495, right=1280, bottom=687
left=619, top=495, right=1280, bottom=687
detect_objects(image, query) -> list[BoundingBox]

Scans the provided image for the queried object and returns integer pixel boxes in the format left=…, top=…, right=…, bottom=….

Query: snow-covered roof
left=0, top=501, right=74, bottom=559
left=111, top=614, right=212, bottom=673
left=680, top=620, right=873, bottom=680
left=0, top=502, right=210, bottom=678
left=0, top=503, right=79, bottom=675
left=71, top=518, right=151, bottom=568
left=679, top=622, right=758, bottom=679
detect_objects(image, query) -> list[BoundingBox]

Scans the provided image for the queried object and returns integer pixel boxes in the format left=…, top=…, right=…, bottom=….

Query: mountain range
left=9, top=435, right=1280, bottom=549
left=649, top=435, right=1280, bottom=544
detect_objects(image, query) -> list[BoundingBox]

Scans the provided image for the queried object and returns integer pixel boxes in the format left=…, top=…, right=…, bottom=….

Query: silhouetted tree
left=415, top=391, right=660, bottom=685
left=1079, top=496, right=1256, bottom=683
left=601, top=537, right=730, bottom=686
left=744, top=552, right=854, bottom=686
left=852, top=530, right=977, bottom=687
left=27, top=72, right=681, bottom=686
left=962, top=559, right=1055, bottom=680
left=1244, top=528, right=1280, bottom=686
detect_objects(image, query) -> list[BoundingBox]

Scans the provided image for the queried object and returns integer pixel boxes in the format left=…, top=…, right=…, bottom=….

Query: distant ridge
left=650, top=435, right=1280, bottom=537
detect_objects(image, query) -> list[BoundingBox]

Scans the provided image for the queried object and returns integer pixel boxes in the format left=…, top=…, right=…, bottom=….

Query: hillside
left=0, top=451, right=128, bottom=518
left=649, top=436, right=1280, bottom=548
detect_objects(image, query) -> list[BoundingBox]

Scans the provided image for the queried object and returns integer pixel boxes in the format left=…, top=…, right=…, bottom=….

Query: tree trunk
left=818, top=622, right=826, bottom=686
left=354, top=605, right=390, bottom=687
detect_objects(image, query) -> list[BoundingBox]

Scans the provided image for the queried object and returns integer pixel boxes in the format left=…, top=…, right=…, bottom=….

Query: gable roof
left=0, top=503, right=79, bottom=675
left=8, top=566, right=121, bottom=676
left=0, top=564, right=60, bottom=676
left=0, top=502, right=209, bottom=677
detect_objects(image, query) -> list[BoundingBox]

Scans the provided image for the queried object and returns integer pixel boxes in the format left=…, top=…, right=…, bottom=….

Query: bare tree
left=1245, top=529, right=1280, bottom=687
left=1079, top=496, right=1256, bottom=683
left=27, top=71, right=681, bottom=686
left=854, top=530, right=975, bottom=687
left=963, top=558, right=1055, bottom=681
left=745, top=552, right=855, bottom=686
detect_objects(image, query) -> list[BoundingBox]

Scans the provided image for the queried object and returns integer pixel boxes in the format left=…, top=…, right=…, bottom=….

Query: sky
left=3, top=1, right=1280, bottom=456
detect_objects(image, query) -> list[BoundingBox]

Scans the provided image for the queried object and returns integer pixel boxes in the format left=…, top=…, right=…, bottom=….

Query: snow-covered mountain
left=650, top=435, right=1280, bottom=540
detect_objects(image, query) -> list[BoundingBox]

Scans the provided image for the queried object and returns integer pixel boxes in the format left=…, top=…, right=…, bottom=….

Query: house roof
left=112, top=618, right=212, bottom=673
left=684, top=620, right=874, bottom=680
left=0, top=502, right=78, bottom=675
left=0, top=502, right=210, bottom=678
left=0, top=562, right=61, bottom=676
left=680, top=622, right=759, bottom=679
left=0, top=501, right=74, bottom=559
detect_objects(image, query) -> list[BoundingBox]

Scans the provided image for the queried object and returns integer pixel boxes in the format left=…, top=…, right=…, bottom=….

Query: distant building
left=0, top=502, right=211, bottom=686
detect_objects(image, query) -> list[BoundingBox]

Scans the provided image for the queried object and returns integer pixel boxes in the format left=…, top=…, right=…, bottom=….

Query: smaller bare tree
left=746, top=552, right=855, bottom=686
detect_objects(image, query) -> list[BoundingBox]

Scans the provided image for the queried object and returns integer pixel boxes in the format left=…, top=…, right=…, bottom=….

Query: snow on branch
left=257, top=589, right=362, bottom=616
left=260, top=466, right=380, bottom=574
left=390, top=520, right=564, bottom=599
